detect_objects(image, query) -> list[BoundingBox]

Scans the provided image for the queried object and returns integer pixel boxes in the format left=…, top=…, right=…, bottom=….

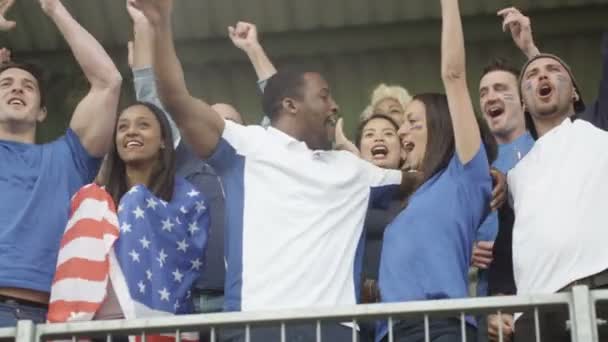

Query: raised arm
left=498, top=7, right=540, bottom=60
left=40, top=0, right=122, bottom=157
left=132, top=0, right=224, bottom=159
left=0, top=0, right=16, bottom=31
left=127, top=0, right=180, bottom=147
left=229, top=21, right=277, bottom=83
left=440, top=0, right=481, bottom=164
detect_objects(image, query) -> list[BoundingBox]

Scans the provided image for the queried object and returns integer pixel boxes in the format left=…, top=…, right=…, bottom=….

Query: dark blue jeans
left=219, top=322, right=358, bottom=342
left=0, top=301, right=47, bottom=328
left=382, top=318, right=477, bottom=342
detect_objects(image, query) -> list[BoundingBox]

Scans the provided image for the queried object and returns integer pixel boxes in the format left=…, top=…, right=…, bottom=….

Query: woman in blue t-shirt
left=376, top=1, right=493, bottom=341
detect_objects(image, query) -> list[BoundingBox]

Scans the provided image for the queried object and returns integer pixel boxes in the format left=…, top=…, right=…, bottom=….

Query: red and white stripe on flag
left=47, top=184, right=119, bottom=323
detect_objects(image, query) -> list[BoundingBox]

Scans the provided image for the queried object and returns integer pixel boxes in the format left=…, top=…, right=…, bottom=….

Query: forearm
left=48, top=3, right=121, bottom=89
left=132, top=21, right=154, bottom=69
left=523, top=44, right=540, bottom=60
left=151, top=19, right=192, bottom=118
left=440, top=0, right=465, bottom=82
left=244, top=43, right=277, bottom=81
left=133, top=67, right=181, bottom=146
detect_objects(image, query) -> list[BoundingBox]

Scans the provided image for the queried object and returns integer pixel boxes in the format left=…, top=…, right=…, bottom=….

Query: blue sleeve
left=133, top=67, right=181, bottom=146
left=580, top=33, right=608, bottom=131
left=206, top=138, right=239, bottom=174
left=63, top=128, right=102, bottom=184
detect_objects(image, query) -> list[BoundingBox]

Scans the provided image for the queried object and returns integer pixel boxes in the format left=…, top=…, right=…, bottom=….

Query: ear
left=36, top=107, right=47, bottom=123
left=572, top=88, right=580, bottom=102
left=281, top=97, right=298, bottom=115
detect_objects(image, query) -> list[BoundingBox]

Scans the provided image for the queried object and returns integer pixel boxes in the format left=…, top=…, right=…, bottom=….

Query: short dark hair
left=0, top=62, right=47, bottom=108
left=355, top=113, right=400, bottom=148
left=480, top=58, right=520, bottom=83
left=262, top=69, right=309, bottom=121
left=98, top=101, right=176, bottom=204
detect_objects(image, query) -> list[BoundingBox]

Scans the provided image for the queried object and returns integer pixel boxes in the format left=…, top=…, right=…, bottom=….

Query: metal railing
left=2, top=285, right=604, bottom=342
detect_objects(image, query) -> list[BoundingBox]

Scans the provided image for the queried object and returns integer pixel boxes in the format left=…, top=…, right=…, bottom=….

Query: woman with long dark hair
left=48, top=102, right=208, bottom=327
left=376, top=1, right=493, bottom=341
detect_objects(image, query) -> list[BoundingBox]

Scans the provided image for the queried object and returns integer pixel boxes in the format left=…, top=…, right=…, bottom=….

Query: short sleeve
left=450, top=144, right=491, bottom=184
left=206, top=120, right=263, bottom=173
left=353, top=156, right=402, bottom=208
left=62, top=128, right=102, bottom=184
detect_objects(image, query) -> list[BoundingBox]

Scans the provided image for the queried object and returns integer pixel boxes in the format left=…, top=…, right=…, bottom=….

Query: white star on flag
left=133, top=206, right=145, bottom=219
left=190, top=258, right=202, bottom=270
left=188, top=222, right=199, bottom=235
left=138, top=281, right=146, bottom=294
left=172, top=269, right=184, bottom=283
left=128, top=186, right=139, bottom=195
left=160, top=199, right=168, bottom=207
left=195, top=201, right=206, bottom=213
left=157, top=249, right=168, bottom=267
left=118, top=204, right=124, bottom=213
left=174, top=301, right=180, bottom=310
left=161, top=218, right=174, bottom=232
left=176, top=239, right=189, bottom=252
left=146, top=269, right=153, bottom=280
left=120, top=222, right=132, bottom=233
left=180, top=206, right=188, bottom=214
left=139, top=236, right=151, bottom=249
left=146, top=197, right=159, bottom=210
left=129, top=249, right=140, bottom=262
left=187, top=189, right=200, bottom=197
left=158, top=288, right=170, bottom=301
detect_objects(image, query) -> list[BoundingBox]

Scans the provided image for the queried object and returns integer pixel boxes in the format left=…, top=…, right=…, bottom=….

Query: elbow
left=93, top=71, right=123, bottom=93
left=441, top=64, right=465, bottom=83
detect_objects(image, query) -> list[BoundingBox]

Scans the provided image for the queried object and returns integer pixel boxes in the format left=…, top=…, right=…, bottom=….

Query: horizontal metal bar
left=35, top=293, right=572, bottom=338
left=0, top=327, right=16, bottom=339
left=591, top=289, right=608, bottom=301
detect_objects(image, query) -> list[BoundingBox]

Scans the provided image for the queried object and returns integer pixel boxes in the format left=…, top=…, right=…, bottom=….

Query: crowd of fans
left=1, top=0, right=607, bottom=341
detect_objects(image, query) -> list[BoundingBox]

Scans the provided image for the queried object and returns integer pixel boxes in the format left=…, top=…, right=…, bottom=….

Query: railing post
left=15, top=320, right=36, bottom=342
left=570, top=285, right=598, bottom=342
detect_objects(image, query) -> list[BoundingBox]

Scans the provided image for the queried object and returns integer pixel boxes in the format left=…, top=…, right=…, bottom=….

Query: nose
left=398, top=122, right=410, bottom=138
left=10, top=85, right=24, bottom=94
left=330, top=98, right=339, bottom=114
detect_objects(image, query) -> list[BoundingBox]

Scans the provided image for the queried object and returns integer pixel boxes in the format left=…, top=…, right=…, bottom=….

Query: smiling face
left=0, top=67, right=46, bottom=129
left=520, top=57, right=576, bottom=121
left=116, top=104, right=165, bottom=167
left=359, top=116, right=402, bottom=169
left=479, top=70, right=525, bottom=143
left=399, top=99, right=428, bottom=171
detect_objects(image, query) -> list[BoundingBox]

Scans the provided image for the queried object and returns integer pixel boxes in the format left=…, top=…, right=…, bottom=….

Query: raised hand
left=131, top=0, right=173, bottom=26
left=497, top=7, right=540, bottom=59
left=126, top=0, right=148, bottom=24
left=39, top=0, right=60, bottom=16
left=0, top=0, right=16, bottom=31
left=0, top=47, right=11, bottom=63
left=334, top=118, right=360, bottom=156
left=228, top=21, right=260, bottom=51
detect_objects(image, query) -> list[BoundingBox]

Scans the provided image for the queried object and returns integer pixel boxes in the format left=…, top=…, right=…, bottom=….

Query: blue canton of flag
left=113, top=177, right=209, bottom=315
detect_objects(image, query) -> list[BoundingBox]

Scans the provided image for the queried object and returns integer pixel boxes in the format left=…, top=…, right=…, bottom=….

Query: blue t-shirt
left=377, top=147, right=491, bottom=340
left=0, top=129, right=101, bottom=292
left=476, top=132, right=534, bottom=242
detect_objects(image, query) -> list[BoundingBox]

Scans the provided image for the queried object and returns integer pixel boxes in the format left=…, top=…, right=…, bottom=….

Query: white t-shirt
left=207, top=121, right=402, bottom=312
left=509, top=118, right=608, bottom=295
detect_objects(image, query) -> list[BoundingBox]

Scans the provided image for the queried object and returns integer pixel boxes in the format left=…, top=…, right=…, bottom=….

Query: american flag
left=48, top=178, right=209, bottom=342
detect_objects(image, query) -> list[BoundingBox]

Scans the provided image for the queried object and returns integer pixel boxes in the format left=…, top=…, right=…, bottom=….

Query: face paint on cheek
left=502, top=93, right=517, bottom=103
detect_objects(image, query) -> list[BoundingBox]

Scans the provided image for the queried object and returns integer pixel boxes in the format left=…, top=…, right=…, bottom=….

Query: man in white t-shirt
left=508, top=53, right=608, bottom=341
left=132, top=1, right=421, bottom=340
